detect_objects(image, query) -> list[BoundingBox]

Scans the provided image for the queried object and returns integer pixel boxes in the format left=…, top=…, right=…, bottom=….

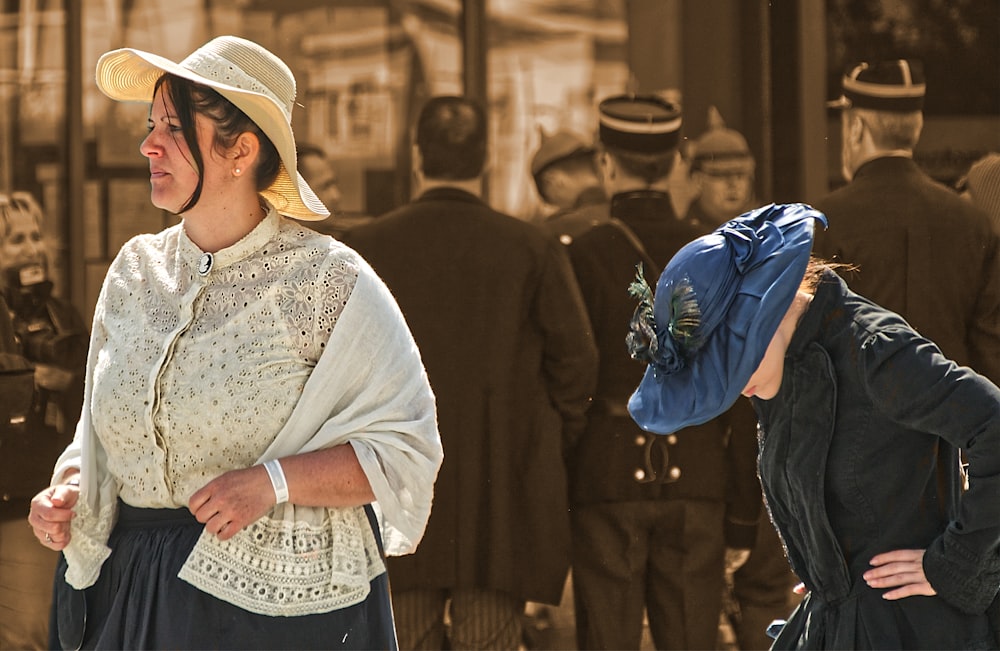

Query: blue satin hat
left=627, top=203, right=827, bottom=434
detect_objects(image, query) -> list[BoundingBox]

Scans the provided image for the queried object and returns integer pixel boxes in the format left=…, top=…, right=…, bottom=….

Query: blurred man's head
left=688, top=121, right=756, bottom=226
left=414, top=96, right=488, bottom=181
left=296, top=143, right=342, bottom=212
left=531, top=130, right=600, bottom=209
left=827, top=59, right=925, bottom=181
left=596, top=94, right=682, bottom=193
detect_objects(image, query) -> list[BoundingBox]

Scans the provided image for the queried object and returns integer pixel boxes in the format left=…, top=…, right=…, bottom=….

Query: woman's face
left=1, top=208, right=46, bottom=279
left=741, top=328, right=789, bottom=400
left=140, top=86, right=221, bottom=214
left=741, top=292, right=810, bottom=400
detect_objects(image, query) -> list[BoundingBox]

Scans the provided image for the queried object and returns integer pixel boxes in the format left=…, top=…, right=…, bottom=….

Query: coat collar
left=415, top=187, right=486, bottom=206
left=853, top=155, right=920, bottom=181
left=787, top=269, right=847, bottom=357
left=610, top=190, right=678, bottom=222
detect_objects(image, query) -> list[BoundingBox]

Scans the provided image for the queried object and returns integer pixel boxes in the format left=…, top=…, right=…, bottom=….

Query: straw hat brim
left=96, top=47, right=329, bottom=221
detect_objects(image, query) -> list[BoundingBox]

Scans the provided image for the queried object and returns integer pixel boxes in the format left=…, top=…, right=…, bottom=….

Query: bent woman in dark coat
left=627, top=203, right=1000, bottom=649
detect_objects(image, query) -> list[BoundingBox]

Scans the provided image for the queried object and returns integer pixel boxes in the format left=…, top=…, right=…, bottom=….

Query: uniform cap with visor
left=598, top=94, right=682, bottom=154
left=826, top=59, right=926, bottom=112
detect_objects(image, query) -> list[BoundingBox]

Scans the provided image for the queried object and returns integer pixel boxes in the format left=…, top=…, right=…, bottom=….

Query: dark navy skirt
left=50, top=502, right=397, bottom=650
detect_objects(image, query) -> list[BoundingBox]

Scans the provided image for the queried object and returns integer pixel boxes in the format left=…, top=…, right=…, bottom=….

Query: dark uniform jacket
left=534, top=189, right=608, bottom=245
left=343, top=188, right=598, bottom=605
left=756, top=271, right=1000, bottom=650
left=567, top=190, right=761, bottom=548
left=813, top=156, right=1000, bottom=384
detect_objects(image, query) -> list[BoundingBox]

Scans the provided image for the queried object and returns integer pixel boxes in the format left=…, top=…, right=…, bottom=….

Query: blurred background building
left=1, top=0, right=998, bottom=324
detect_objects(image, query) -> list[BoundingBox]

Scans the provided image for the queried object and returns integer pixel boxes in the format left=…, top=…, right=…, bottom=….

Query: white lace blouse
left=53, top=208, right=442, bottom=616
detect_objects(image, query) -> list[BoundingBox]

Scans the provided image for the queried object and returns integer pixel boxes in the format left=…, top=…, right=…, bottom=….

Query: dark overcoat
left=755, top=272, right=1000, bottom=649
left=813, top=156, right=1000, bottom=384
left=343, top=188, right=598, bottom=604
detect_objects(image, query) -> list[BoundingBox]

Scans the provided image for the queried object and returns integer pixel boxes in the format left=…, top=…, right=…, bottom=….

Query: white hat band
left=600, top=113, right=682, bottom=135
left=842, top=76, right=925, bottom=99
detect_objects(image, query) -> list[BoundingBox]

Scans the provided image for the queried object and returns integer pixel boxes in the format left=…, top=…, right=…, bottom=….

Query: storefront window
left=24, top=0, right=624, bottom=318
left=483, top=0, right=628, bottom=219
left=1, top=0, right=70, bottom=294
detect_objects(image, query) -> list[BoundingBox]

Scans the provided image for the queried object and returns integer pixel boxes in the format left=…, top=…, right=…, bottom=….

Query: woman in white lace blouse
left=27, top=36, right=441, bottom=650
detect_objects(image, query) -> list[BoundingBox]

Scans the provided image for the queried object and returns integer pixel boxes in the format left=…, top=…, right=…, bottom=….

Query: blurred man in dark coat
left=343, top=95, right=597, bottom=651
left=566, top=94, right=761, bottom=651
left=815, top=59, right=1000, bottom=384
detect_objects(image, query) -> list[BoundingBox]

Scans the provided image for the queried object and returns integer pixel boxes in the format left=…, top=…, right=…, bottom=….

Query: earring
left=233, top=167, right=242, bottom=176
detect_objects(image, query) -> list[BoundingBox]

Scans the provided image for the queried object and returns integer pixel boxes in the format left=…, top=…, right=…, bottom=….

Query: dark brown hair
left=603, top=146, right=676, bottom=184
left=801, top=255, right=856, bottom=293
left=154, top=74, right=281, bottom=213
left=415, top=96, right=487, bottom=180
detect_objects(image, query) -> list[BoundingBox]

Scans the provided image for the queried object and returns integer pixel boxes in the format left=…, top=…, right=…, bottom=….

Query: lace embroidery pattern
left=63, top=496, right=117, bottom=589
left=92, top=215, right=359, bottom=507
left=178, top=505, right=386, bottom=616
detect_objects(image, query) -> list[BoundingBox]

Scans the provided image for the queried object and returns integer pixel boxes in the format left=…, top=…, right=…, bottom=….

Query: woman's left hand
left=188, top=465, right=276, bottom=541
left=863, top=549, right=936, bottom=600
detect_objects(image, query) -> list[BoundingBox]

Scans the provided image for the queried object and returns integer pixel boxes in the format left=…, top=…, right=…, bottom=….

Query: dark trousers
left=391, top=587, right=525, bottom=650
left=571, top=499, right=725, bottom=650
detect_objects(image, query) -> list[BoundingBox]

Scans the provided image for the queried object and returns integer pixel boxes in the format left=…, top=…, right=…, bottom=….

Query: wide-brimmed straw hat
left=95, top=35, right=329, bottom=220
left=626, top=203, right=827, bottom=434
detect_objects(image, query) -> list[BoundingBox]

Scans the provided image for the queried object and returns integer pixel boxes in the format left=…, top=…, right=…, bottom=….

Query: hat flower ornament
left=627, top=203, right=827, bottom=435
left=627, top=266, right=702, bottom=377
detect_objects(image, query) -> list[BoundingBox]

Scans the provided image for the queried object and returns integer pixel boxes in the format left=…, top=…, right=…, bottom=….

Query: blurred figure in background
left=815, top=59, right=1000, bottom=384
left=297, top=141, right=373, bottom=239
left=565, top=94, right=760, bottom=651
left=684, top=107, right=756, bottom=229
left=0, top=191, right=87, bottom=650
left=345, top=95, right=597, bottom=651
left=297, top=142, right=343, bottom=212
left=530, top=128, right=606, bottom=244
left=957, top=152, right=1000, bottom=234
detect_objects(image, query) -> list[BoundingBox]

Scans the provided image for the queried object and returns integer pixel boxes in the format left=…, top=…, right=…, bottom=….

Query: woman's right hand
left=28, top=478, right=80, bottom=550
